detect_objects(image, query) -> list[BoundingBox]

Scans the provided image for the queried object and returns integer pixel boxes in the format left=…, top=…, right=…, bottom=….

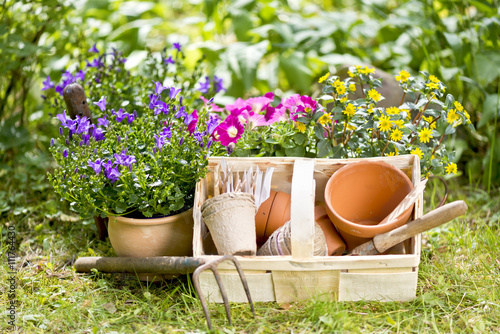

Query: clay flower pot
left=201, top=192, right=258, bottom=255
left=324, top=160, right=414, bottom=251
left=314, top=203, right=346, bottom=256
left=108, top=209, right=194, bottom=280
left=255, top=190, right=291, bottom=245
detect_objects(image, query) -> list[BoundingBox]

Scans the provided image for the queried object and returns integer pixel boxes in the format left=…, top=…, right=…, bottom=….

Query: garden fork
left=74, top=255, right=255, bottom=329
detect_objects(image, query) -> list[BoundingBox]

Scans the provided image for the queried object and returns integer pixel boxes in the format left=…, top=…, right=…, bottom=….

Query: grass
left=1, top=166, right=500, bottom=333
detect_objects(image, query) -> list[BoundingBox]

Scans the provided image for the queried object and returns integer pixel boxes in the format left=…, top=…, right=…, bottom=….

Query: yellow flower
left=367, top=104, right=375, bottom=114
left=349, top=83, right=356, bottom=92
left=386, top=151, right=397, bottom=156
left=346, top=123, right=357, bottom=131
left=446, top=109, right=460, bottom=124
left=429, top=75, right=440, bottom=83
left=418, top=127, right=433, bottom=143
left=367, top=89, right=382, bottom=102
left=333, top=79, right=346, bottom=95
left=318, top=72, right=330, bottom=83
left=411, top=147, right=424, bottom=160
left=390, top=128, right=403, bottom=141
left=360, top=66, right=375, bottom=74
left=395, top=70, right=410, bottom=83
left=347, top=70, right=354, bottom=77
left=318, top=113, right=332, bottom=126
left=386, top=106, right=400, bottom=115
left=454, top=101, right=464, bottom=111
left=295, top=122, right=306, bottom=133
left=343, top=103, right=357, bottom=117
left=392, top=119, right=405, bottom=128
left=423, top=115, right=436, bottom=129
left=340, top=96, right=348, bottom=104
left=378, top=115, right=392, bottom=132
left=445, top=162, right=457, bottom=175
left=426, top=82, right=439, bottom=90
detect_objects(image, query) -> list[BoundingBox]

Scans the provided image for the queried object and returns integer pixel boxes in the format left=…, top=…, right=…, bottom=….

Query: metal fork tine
left=211, top=267, right=232, bottom=325
left=192, top=255, right=255, bottom=330
left=227, top=256, right=256, bottom=316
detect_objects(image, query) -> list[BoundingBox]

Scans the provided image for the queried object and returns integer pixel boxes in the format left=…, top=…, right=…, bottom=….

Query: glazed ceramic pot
left=314, top=203, right=346, bottom=256
left=324, top=160, right=414, bottom=251
left=108, top=208, right=194, bottom=280
left=201, top=192, right=258, bottom=255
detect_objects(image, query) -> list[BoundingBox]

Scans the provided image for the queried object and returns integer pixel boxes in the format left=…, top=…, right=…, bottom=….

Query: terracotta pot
left=324, top=161, right=414, bottom=251
left=201, top=192, right=257, bottom=255
left=263, top=191, right=291, bottom=242
left=255, top=190, right=278, bottom=244
left=108, top=208, right=194, bottom=280
left=314, top=203, right=346, bottom=256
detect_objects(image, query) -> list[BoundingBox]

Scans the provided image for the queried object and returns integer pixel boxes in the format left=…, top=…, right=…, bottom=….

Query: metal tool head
left=192, top=255, right=256, bottom=330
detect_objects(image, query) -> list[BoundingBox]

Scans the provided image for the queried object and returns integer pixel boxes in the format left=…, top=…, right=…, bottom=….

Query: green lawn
left=1, top=179, right=499, bottom=333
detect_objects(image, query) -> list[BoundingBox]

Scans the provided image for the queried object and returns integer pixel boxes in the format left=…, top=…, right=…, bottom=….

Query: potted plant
left=46, top=43, right=229, bottom=259
left=210, top=65, right=475, bottom=253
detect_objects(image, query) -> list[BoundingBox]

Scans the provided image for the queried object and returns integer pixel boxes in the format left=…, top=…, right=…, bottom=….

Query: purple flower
left=214, top=76, right=225, bottom=93
left=154, top=134, right=168, bottom=150
left=194, top=132, right=204, bottom=145
left=153, top=101, right=168, bottom=116
left=114, top=150, right=136, bottom=166
left=75, top=116, right=91, bottom=135
left=179, top=137, right=184, bottom=146
left=50, top=138, right=54, bottom=146
left=162, top=126, right=172, bottom=139
left=62, top=149, right=68, bottom=158
left=107, top=167, right=121, bottom=183
left=97, top=116, right=109, bottom=128
left=149, top=94, right=159, bottom=110
left=173, top=43, right=181, bottom=51
left=113, top=109, right=128, bottom=122
left=56, top=110, right=77, bottom=132
left=169, top=87, right=181, bottom=100
left=153, top=81, right=167, bottom=95
left=74, top=70, right=85, bottom=82
left=207, top=138, right=213, bottom=149
left=127, top=110, right=137, bottom=123
left=175, top=106, right=187, bottom=119
left=94, top=97, right=107, bottom=112
left=88, top=159, right=102, bottom=174
left=197, top=76, right=211, bottom=94
left=89, top=43, right=99, bottom=53
left=86, top=56, right=104, bottom=68
left=185, top=110, right=198, bottom=135
left=164, top=56, right=175, bottom=64
left=92, top=127, right=105, bottom=141
left=59, top=127, right=63, bottom=136
left=41, top=76, right=55, bottom=91
left=206, top=115, right=220, bottom=135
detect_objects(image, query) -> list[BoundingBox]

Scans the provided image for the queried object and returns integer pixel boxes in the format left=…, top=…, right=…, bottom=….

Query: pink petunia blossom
left=214, top=116, right=245, bottom=147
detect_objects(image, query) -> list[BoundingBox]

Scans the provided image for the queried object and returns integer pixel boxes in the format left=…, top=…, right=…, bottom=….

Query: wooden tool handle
left=373, top=200, right=468, bottom=254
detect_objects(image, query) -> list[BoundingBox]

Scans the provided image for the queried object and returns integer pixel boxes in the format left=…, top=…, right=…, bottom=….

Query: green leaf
left=478, top=94, right=499, bottom=128
left=444, top=124, right=456, bottom=135
left=285, top=146, right=305, bottom=157
left=279, top=51, right=313, bottom=93
left=317, top=139, right=331, bottom=157
left=293, top=133, right=305, bottom=145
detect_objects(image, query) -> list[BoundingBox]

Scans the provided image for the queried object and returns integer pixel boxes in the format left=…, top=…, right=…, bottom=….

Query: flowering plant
left=213, top=65, right=474, bottom=177
left=48, top=80, right=225, bottom=218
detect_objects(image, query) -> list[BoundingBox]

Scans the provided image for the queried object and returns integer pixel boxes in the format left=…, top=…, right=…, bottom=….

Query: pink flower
left=200, top=96, right=225, bottom=113
left=214, top=116, right=244, bottom=146
left=185, top=109, right=198, bottom=134
left=279, top=94, right=317, bottom=121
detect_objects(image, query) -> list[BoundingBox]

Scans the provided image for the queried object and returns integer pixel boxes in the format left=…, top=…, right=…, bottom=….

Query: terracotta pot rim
left=108, top=208, right=193, bottom=226
left=324, top=160, right=414, bottom=232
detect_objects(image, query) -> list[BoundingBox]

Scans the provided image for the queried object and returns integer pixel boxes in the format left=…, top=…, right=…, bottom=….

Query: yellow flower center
left=227, top=126, right=238, bottom=138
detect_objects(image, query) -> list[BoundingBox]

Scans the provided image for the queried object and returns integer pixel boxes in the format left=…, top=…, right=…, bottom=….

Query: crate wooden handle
left=290, top=159, right=316, bottom=258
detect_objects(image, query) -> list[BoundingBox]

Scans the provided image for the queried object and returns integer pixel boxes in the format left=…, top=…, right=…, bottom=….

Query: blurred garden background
left=1, top=0, right=499, bottom=332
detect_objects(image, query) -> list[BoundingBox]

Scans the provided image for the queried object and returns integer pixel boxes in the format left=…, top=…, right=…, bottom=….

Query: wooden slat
left=194, top=254, right=421, bottom=271
left=198, top=271, right=275, bottom=303
left=291, top=159, right=315, bottom=258
left=272, top=270, right=340, bottom=303
left=338, top=272, right=418, bottom=301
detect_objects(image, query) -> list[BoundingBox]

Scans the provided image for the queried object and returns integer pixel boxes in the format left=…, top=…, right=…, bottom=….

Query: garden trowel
left=349, top=200, right=468, bottom=255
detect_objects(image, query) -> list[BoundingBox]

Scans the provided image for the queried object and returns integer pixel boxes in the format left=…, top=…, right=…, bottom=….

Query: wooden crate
left=192, top=155, right=423, bottom=303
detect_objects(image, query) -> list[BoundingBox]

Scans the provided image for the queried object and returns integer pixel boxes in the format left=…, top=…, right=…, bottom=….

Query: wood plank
left=198, top=271, right=275, bottom=303
left=194, top=253, right=421, bottom=271
left=338, top=272, right=418, bottom=301
left=272, top=270, right=340, bottom=303
left=291, top=159, right=315, bottom=258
